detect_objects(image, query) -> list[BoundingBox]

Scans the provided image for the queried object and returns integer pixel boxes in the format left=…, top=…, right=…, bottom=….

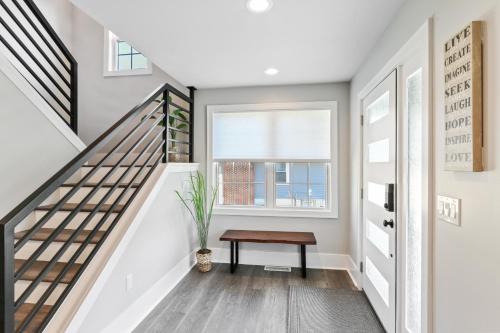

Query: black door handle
left=383, top=219, right=394, bottom=228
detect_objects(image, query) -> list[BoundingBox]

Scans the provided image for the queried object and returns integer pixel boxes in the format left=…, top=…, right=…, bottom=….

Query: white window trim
left=102, top=30, right=153, bottom=77
left=206, top=101, right=339, bottom=219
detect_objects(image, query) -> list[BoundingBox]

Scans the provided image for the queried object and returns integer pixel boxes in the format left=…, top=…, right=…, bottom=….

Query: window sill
left=212, top=207, right=338, bottom=219
left=103, top=68, right=153, bottom=77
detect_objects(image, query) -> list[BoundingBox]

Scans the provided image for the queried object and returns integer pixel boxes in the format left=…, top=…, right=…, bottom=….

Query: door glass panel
left=368, top=91, right=390, bottom=124
left=366, top=256, right=390, bottom=306
left=369, top=138, right=390, bottom=163
left=405, top=68, right=423, bottom=333
left=368, top=182, right=385, bottom=207
left=367, top=220, right=390, bottom=258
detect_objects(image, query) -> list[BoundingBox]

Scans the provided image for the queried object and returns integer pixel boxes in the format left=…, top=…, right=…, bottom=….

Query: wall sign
left=444, top=21, right=483, bottom=172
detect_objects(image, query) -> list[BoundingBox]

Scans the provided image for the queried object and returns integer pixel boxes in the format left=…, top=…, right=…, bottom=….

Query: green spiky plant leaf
left=175, top=172, right=218, bottom=251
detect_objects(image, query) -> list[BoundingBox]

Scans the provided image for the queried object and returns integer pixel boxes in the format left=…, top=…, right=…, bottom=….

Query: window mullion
left=266, top=162, right=274, bottom=209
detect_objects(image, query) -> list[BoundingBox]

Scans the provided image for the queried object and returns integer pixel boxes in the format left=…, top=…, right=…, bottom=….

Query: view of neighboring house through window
left=104, top=30, right=152, bottom=76
left=275, top=162, right=328, bottom=208
left=208, top=102, right=338, bottom=217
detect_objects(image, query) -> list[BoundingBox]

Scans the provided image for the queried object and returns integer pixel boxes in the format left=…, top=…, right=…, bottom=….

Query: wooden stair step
left=15, top=228, right=106, bottom=244
left=15, top=303, right=52, bottom=333
left=61, top=182, right=140, bottom=188
left=15, top=259, right=81, bottom=284
left=36, top=203, right=125, bottom=213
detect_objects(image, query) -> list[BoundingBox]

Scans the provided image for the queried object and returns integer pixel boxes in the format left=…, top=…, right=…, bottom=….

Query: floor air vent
left=264, top=265, right=292, bottom=272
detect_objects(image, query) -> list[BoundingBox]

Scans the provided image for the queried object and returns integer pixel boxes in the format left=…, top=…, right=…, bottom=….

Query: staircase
left=0, top=2, right=195, bottom=331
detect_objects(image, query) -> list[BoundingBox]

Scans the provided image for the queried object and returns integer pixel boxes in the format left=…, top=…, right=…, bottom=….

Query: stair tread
left=36, top=203, right=125, bottom=213
left=15, top=228, right=106, bottom=244
left=61, top=181, right=140, bottom=188
left=15, top=259, right=81, bottom=284
left=15, top=303, right=52, bottom=332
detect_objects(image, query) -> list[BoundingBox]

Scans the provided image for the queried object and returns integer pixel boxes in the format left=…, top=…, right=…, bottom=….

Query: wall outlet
left=437, top=195, right=461, bottom=226
left=126, top=274, right=133, bottom=293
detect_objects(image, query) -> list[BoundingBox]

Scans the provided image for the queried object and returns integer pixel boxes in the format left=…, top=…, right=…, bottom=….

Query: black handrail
left=0, top=82, right=194, bottom=332
left=0, top=0, right=78, bottom=132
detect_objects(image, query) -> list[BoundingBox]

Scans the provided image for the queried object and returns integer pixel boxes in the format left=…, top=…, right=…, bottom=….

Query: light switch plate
left=437, top=195, right=461, bottom=226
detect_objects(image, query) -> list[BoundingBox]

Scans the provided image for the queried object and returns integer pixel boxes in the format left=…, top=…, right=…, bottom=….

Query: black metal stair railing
left=0, top=0, right=78, bottom=132
left=0, top=83, right=195, bottom=332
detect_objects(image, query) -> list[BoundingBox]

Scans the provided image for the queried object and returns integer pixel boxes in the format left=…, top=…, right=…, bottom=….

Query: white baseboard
left=211, top=247, right=361, bottom=288
left=102, top=250, right=197, bottom=333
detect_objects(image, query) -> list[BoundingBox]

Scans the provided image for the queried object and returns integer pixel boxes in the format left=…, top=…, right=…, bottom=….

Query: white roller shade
left=212, top=109, right=331, bottom=160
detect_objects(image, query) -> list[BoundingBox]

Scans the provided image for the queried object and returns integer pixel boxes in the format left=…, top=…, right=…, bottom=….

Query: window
left=207, top=102, right=338, bottom=218
left=103, top=30, right=152, bottom=76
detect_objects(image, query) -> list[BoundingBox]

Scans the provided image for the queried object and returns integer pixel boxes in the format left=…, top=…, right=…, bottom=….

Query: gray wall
left=349, top=0, right=500, bottom=331
left=194, top=83, right=351, bottom=255
left=37, top=0, right=189, bottom=145
left=0, top=70, right=79, bottom=217
left=77, top=170, right=197, bottom=332
left=71, top=8, right=189, bottom=144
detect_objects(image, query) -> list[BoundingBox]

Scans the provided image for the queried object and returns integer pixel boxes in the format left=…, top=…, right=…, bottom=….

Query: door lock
left=383, top=219, right=394, bottom=228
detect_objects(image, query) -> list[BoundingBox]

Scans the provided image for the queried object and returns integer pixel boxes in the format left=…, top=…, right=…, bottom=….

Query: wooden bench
left=219, top=230, right=317, bottom=278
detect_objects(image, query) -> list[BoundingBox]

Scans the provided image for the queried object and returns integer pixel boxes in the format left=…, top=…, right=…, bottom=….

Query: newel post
left=0, top=223, right=15, bottom=333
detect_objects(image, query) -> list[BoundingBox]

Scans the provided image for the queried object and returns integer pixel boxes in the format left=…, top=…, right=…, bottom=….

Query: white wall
left=350, top=0, right=500, bottom=331
left=194, top=83, right=351, bottom=259
left=0, top=69, right=79, bottom=218
left=74, top=168, right=197, bottom=332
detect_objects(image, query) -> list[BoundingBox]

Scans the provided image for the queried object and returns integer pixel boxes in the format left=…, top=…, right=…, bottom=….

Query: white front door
left=362, top=70, right=397, bottom=333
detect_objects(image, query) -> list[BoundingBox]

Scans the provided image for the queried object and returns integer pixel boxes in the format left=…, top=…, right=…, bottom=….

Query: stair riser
left=80, top=166, right=148, bottom=184
left=16, top=241, right=95, bottom=263
left=59, top=187, right=134, bottom=205
left=16, top=280, right=67, bottom=306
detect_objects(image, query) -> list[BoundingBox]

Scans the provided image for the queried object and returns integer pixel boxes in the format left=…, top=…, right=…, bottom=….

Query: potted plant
left=168, top=108, right=188, bottom=162
left=175, top=172, right=217, bottom=272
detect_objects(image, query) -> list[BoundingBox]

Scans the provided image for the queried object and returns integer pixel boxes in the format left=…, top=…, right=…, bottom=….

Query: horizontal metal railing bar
left=0, top=34, right=71, bottom=114
left=35, top=149, right=164, bottom=333
left=22, top=0, right=76, bottom=67
left=0, top=84, right=168, bottom=229
left=165, top=86, right=193, bottom=104
left=14, top=131, right=164, bottom=322
left=169, top=101, right=190, bottom=113
left=167, top=126, right=190, bottom=135
left=0, top=15, right=71, bottom=100
left=167, top=139, right=191, bottom=145
left=13, top=107, right=164, bottom=255
left=11, top=0, right=72, bottom=73
left=168, top=114, right=191, bottom=124
left=0, top=1, right=71, bottom=87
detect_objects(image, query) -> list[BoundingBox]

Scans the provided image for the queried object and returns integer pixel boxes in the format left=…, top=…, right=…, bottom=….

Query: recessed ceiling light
left=265, top=67, right=279, bottom=76
left=246, top=0, right=273, bottom=13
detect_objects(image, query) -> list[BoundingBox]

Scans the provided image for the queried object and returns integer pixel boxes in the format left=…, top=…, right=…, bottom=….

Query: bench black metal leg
left=235, top=241, right=239, bottom=265
left=230, top=241, right=239, bottom=274
left=230, top=241, right=235, bottom=273
left=300, top=244, right=306, bottom=278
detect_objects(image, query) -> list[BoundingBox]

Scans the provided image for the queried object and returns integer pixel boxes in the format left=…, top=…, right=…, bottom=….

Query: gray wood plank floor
left=133, top=264, right=357, bottom=333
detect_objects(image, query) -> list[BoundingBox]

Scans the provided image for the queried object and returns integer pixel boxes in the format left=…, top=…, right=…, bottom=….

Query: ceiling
left=71, top=0, right=405, bottom=88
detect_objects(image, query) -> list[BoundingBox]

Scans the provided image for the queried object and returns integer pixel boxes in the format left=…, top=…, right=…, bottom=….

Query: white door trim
left=355, top=18, right=433, bottom=333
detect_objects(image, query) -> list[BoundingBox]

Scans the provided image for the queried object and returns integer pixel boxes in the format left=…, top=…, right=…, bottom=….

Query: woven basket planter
left=196, top=249, right=213, bottom=273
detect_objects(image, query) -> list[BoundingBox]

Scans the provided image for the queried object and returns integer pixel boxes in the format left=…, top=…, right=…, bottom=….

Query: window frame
left=103, top=30, right=153, bottom=77
left=207, top=101, right=339, bottom=219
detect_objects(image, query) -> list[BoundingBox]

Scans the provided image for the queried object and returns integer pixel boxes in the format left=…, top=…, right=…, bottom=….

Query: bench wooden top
left=220, top=230, right=317, bottom=245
